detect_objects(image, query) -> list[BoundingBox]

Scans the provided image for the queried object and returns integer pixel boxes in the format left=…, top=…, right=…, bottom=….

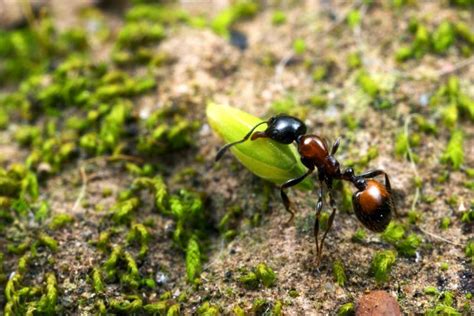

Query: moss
left=441, top=103, right=458, bottom=128
left=167, top=304, right=180, bottom=316
left=153, top=177, right=169, bottom=212
left=293, top=38, right=306, bottom=55
left=357, top=72, right=379, bottom=98
left=36, top=273, right=58, bottom=314
left=424, top=286, right=439, bottom=295
left=425, top=291, right=461, bottom=315
left=49, top=213, right=74, bottom=230
left=121, top=251, right=141, bottom=289
left=407, top=210, right=422, bottom=224
left=432, top=22, right=455, bottom=53
left=0, top=108, right=8, bottom=129
left=271, top=11, right=286, bottom=25
left=440, top=217, right=451, bottom=230
left=239, top=271, right=259, bottom=289
left=33, top=201, right=49, bottom=223
left=395, top=45, right=414, bottom=62
left=271, top=97, right=296, bottom=113
left=309, top=94, right=328, bottom=109
left=337, top=302, right=355, bottom=316
left=255, top=262, right=277, bottom=287
left=186, top=236, right=202, bottom=282
left=112, top=197, right=140, bottom=224
left=440, top=262, right=449, bottom=271
left=465, top=241, right=474, bottom=264
left=288, top=289, right=299, bottom=298
left=396, top=233, right=422, bottom=257
left=312, top=66, right=328, bottom=82
left=144, top=301, right=168, bottom=315
left=96, top=299, right=106, bottom=315
left=441, top=130, right=464, bottom=170
left=272, top=300, right=283, bottom=315
left=0, top=176, right=21, bottom=198
left=115, top=22, right=165, bottom=50
left=97, top=231, right=111, bottom=251
left=109, top=295, right=143, bottom=313
left=370, top=250, right=396, bottom=283
left=347, top=52, right=362, bottom=69
left=253, top=298, right=271, bottom=315
left=347, top=10, right=361, bottom=29
left=198, top=302, right=220, bottom=316
left=7, top=238, right=31, bottom=255
left=461, top=210, right=474, bottom=224
left=382, top=223, right=421, bottom=256
left=127, top=223, right=150, bottom=258
left=211, top=0, right=259, bottom=38
left=38, top=233, right=58, bottom=252
left=18, top=253, right=31, bottom=274
left=457, top=93, right=474, bottom=121
left=332, top=260, right=347, bottom=287
left=92, top=267, right=105, bottom=293
left=103, top=246, right=122, bottom=279
left=414, top=116, right=438, bottom=134
left=351, top=228, right=366, bottom=243
left=233, top=305, right=246, bottom=316
left=381, top=222, right=405, bottom=244
left=138, top=108, right=199, bottom=155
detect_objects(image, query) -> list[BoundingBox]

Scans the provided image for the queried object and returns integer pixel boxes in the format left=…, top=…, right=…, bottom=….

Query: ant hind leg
left=314, top=182, right=324, bottom=265
left=358, top=169, right=391, bottom=191
left=316, top=189, right=337, bottom=265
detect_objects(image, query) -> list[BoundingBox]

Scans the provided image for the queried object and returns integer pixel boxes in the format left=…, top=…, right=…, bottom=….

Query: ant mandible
left=215, top=114, right=395, bottom=265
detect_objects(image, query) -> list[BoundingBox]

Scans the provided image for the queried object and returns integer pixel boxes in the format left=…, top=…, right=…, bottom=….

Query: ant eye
left=352, top=180, right=393, bottom=232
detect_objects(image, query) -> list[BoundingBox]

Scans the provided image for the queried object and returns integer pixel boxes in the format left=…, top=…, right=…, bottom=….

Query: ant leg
left=331, top=137, right=341, bottom=155
left=280, top=167, right=314, bottom=224
left=357, top=169, right=391, bottom=191
left=314, top=181, right=324, bottom=265
left=316, top=189, right=337, bottom=265
left=215, top=121, right=268, bottom=161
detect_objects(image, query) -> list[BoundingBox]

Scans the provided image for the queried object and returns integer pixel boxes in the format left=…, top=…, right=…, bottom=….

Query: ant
left=215, top=114, right=395, bottom=265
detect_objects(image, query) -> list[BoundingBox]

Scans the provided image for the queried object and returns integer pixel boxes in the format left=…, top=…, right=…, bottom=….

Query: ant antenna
left=215, top=121, right=268, bottom=161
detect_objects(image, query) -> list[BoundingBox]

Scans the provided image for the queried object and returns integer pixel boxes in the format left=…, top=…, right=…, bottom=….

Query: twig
left=72, top=166, right=88, bottom=212
left=83, top=154, right=145, bottom=165
left=404, top=115, right=420, bottom=212
left=437, top=56, right=474, bottom=78
left=417, top=226, right=462, bottom=247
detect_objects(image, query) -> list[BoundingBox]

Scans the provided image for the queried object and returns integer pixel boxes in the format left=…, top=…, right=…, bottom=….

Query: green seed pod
left=206, top=102, right=312, bottom=190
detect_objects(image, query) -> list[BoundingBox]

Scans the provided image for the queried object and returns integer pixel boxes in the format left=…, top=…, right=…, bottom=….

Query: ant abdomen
left=352, top=179, right=393, bottom=232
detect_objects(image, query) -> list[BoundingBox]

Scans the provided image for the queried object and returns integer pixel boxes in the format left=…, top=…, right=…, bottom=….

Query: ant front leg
left=280, top=166, right=314, bottom=224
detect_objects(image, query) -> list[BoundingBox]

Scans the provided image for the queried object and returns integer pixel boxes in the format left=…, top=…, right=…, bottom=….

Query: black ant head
left=260, top=115, right=307, bottom=144
left=215, top=115, right=306, bottom=161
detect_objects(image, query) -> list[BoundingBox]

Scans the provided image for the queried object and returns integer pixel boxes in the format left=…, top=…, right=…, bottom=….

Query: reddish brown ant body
left=216, top=114, right=395, bottom=264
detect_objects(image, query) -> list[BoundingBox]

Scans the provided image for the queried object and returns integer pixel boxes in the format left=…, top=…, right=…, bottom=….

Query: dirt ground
left=0, top=0, right=473, bottom=315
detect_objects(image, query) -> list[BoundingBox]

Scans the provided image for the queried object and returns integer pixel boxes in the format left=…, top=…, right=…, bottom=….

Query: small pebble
left=356, top=290, right=401, bottom=316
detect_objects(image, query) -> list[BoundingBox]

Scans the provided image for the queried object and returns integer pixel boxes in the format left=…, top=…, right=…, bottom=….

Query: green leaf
left=206, top=102, right=312, bottom=190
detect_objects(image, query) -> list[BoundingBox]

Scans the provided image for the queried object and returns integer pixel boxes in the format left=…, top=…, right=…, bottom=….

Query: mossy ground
left=0, top=0, right=473, bottom=315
